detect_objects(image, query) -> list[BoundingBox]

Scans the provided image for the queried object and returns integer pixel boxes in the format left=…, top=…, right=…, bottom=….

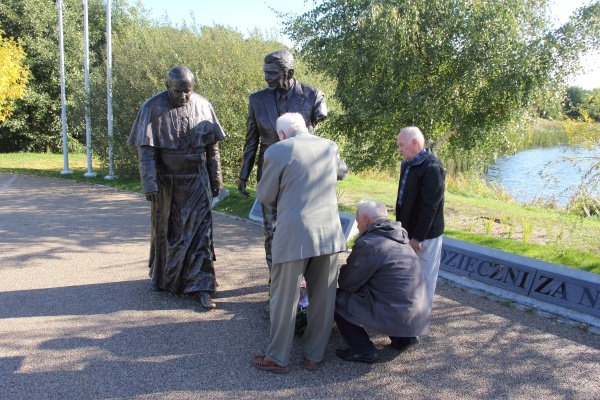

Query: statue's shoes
left=149, top=282, right=163, bottom=292
left=195, top=292, right=216, bottom=309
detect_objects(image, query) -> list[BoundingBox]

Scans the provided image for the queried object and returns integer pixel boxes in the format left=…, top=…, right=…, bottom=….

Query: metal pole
left=82, top=0, right=96, bottom=177
left=105, top=0, right=116, bottom=180
left=57, top=0, right=73, bottom=175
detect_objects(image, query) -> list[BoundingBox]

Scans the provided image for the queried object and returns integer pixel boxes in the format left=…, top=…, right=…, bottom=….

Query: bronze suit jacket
left=239, top=80, right=327, bottom=182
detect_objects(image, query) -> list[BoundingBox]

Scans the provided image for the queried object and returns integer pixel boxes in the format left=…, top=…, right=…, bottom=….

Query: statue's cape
left=128, top=91, right=225, bottom=148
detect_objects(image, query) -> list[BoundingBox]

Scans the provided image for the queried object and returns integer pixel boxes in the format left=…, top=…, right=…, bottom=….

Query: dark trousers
left=334, top=312, right=377, bottom=354
left=334, top=312, right=406, bottom=353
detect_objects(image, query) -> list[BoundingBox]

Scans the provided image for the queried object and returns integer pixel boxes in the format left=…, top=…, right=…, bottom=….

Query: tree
left=584, top=88, right=600, bottom=121
left=564, top=86, right=587, bottom=119
left=0, top=0, right=107, bottom=152
left=562, top=86, right=600, bottom=122
left=283, top=0, right=600, bottom=172
left=0, top=29, right=29, bottom=123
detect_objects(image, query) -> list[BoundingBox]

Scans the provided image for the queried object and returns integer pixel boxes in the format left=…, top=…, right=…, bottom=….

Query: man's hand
left=237, top=179, right=250, bottom=198
left=145, top=192, right=159, bottom=203
left=409, top=238, right=423, bottom=253
left=212, top=188, right=221, bottom=198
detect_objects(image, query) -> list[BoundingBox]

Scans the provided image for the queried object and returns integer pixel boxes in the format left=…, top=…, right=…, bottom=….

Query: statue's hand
left=145, top=192, right=159, bottom=202
left=212, top=188, right=221, bottom=198
left=237, top=179, right=250, bottom=198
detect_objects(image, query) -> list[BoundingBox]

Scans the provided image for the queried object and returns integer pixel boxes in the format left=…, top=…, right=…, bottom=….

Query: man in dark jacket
left=335, top=201, right=430, bottom=364
left=237, top=50, right=328, bottom=271
left=395, top=126, right=445, bottom=313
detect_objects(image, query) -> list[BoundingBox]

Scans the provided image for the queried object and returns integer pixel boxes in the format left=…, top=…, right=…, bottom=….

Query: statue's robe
left=128, top=91, right=225, bottom=294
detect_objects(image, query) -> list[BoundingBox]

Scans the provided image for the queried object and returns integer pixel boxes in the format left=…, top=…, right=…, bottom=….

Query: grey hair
left=264, top=50, right=295, bottom=71
left=399, top=126, right=425, bottom=148
left=276, top=112, right=306, bottom=135
left=356, top=200, right=388, bottom=220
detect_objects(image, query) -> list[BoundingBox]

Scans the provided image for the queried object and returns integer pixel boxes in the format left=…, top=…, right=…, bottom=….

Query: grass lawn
left=1, top=152, right=598, bottom=274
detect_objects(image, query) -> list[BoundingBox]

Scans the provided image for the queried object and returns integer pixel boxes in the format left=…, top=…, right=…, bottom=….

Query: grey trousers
left=417, top=235, right=443, bottom=313
left=266, top=253, right=339, bottom=366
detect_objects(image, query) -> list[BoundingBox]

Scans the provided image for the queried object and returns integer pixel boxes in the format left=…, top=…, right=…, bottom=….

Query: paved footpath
left=0, top=173, right=598, bottom=400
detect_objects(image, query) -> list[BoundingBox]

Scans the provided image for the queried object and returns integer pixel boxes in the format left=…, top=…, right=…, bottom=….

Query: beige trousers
left=266, top=253, right=339, bottom=366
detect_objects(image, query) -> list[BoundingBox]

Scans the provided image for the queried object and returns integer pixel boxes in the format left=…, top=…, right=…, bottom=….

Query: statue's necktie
left=277, top=94, right=288, bottom=116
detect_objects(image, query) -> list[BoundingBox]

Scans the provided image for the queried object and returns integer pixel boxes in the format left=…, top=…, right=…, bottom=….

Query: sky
left=135, top=0, right=599, bottom=90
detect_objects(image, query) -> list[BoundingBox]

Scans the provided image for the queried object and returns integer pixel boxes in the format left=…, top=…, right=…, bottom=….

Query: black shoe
left=390, top=336, right=420, bottom=352
left=335, top=348, right=377, bottom=364
left=195, top=292, right=216, bottom=310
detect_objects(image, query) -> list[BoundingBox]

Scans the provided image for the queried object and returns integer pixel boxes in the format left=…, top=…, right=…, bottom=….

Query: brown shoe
left=303, top=357, right=319, bottom=371
left=251, top=355, right=291, bottom=374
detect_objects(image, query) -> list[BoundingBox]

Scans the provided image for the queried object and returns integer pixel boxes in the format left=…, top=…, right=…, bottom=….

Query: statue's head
left=263, top=50, right=295, bottom=92
left=166, top=66, right=194, bottom=106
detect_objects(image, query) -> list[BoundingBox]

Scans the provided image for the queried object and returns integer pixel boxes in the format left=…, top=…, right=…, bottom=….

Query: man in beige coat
left=251, top=112, right=348, bottom=373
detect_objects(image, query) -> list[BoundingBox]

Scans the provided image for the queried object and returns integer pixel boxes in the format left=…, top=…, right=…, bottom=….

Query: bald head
left=167, top=66, right=194, bottom=84
left=166, top=66, right=194, bottom=106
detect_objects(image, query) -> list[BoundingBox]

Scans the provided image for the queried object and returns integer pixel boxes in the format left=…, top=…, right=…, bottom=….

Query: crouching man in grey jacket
left=335, top=200, right=430, bottom=364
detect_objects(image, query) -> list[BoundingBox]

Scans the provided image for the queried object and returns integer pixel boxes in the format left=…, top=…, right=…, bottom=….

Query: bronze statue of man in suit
left=238, top=50, right=328, bottom=270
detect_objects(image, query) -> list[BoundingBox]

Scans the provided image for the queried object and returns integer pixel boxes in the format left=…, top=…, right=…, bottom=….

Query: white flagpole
left=57, top=0, right=73, bottom=175
left=105, top=0, right=116, bottom=180
left=82, top=0, right=96, bottom=177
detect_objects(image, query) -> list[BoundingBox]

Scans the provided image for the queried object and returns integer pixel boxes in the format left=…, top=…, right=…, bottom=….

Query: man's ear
left=287, top=69, right=294, bottom=79
left=361, top=214, right=369, bottom=226
left=165, top=80, right=170, bottom=90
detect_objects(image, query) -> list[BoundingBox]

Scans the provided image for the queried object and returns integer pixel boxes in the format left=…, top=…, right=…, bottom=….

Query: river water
left=486, top=146, right=599, bottom=206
